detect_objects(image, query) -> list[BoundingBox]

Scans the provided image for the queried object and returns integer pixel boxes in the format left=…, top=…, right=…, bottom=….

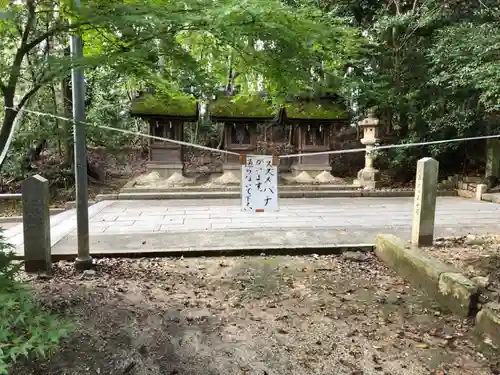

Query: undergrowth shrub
left=0, top=228, right=71, bottom=374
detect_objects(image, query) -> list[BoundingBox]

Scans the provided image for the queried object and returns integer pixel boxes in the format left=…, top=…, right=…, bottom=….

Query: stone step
left=120, top=184, right=362, bottom=194
left=99, top=189, right=457, bottom=201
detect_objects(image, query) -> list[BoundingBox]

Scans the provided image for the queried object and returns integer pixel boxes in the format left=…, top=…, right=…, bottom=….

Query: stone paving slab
left=7, top=197, right=500, bottom=257
left=0, top=222, right=18, bottom=230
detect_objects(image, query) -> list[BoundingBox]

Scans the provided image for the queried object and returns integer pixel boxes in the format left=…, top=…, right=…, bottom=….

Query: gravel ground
left=11, top=253, right=500, bottom=375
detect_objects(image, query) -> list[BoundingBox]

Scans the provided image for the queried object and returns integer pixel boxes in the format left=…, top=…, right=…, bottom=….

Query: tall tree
left=330, top=0, right=500, bottom=177
left=0, top=0, right=363, bottom=171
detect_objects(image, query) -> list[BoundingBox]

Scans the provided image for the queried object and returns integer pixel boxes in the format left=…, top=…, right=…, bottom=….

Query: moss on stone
left=209, top=95, right=278, bottom=118
left=284, top=101, right=348, bottom=120
left=130, top=93, right=198, bottom=117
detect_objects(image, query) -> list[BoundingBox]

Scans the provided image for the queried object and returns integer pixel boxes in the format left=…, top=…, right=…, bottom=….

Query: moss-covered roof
left=209, top=95, right=279, bottom=119
left=284, top=100, right=348, bottom=120
left=130, top=93, right=198, bottom=118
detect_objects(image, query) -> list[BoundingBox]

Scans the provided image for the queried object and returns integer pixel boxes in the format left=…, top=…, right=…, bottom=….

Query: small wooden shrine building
left=130, top=90, right=350, bottom=181
left=283, top=93, right=349, bottom=178
left=209, top=93, right=280, bottom=177
left=130, top=92, right=199, bottom=178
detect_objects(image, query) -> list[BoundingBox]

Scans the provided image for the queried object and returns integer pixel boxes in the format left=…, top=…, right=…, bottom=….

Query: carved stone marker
left=412, top=157, right=439, bottom=247
left=486, top=139, right=500, bottom=178
left=22, top=174, right=51, bottom=272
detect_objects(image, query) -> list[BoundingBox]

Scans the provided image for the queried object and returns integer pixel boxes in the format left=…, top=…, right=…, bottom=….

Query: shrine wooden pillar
left=209, top=94, right=277, bottom=181
left=223, top=122, right=258, bottom=166
left=130, top=93, right=199, bottom=178
left=147, top=118, right=185, bottom=178
left=284, top=97, right=349, bottom=179
left=291, top=123, right=332, bottom=178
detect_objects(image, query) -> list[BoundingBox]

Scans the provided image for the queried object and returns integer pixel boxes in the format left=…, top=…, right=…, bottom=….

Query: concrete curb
left=482, top=193, right=500, bottom=204
left=374, top=234, right=478, bottom=317
left=0, top=208, right=66, bottom=223
left=121, top=184, right=362, bottom=193
left=375, top=233, right=500, bottom=350
left=0, top=193, right=22, bottom=200
left=64, top=201, right=95, bottom=209
left=13, top=244, right=374, bottom=261
left=96, top=190, right=457, bottom=201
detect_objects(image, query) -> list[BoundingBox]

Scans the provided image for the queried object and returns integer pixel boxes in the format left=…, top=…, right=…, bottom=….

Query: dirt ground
left=11, top=253, right=500, bottom=375
left=0, top=147, right=147, bottom=217
left=422, top=235, right=500, bottom=304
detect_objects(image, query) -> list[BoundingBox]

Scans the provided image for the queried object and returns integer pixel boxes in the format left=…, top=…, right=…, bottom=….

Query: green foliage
left=85, top=69, right=145, bottom=148
left=2, top=0, right=498, bottom=182
left=0, top=229, right=71, bottom=374
left=1, top=0, right=364, bottom=176
left=337, top=0, right=500, bottom=179
left=284, top=101, right=348, bottom=119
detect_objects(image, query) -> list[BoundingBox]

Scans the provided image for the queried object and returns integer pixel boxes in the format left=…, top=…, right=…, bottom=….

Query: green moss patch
left=130, top=93, right=198, bottom=117
left=284, top=101, right=348, bottom=120
left=209, top=95, right=278, bottom=118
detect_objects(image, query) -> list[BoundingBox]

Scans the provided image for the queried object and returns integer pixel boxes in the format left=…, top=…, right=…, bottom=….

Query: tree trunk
left=61, top=43, right=73, bottom=166
left=0, top=91, right=18, bottom=172
left=51, top=83, right=63, bottom=156
left=61, top=77, right=73, bottom=166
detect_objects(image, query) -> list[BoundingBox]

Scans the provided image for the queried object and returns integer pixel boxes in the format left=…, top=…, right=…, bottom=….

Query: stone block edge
left=375, top=233, right=479, bottom=318
left=92, top=190, right=457, bottom=201
left=475, top=302, right=500, bottom=349
left=375, top=233, right=500, bottom=351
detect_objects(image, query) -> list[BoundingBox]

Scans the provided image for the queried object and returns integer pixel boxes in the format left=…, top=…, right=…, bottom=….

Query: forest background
left=0, top=0, right=499, bottom=197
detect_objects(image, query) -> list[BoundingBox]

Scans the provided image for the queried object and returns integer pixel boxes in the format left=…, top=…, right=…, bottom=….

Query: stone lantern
left=356, top=109, right=380, bottom=189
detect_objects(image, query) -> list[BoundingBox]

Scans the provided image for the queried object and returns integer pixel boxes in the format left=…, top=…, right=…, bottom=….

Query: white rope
left=7, top=107, right=240, bottom=156
left=5, top=107, right=500, bottom=159
left=279, top=133, right=500, bottom=159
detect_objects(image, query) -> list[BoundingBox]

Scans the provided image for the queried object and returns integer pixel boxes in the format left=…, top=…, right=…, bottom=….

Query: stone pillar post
left=22, top=174, right=51, bottom=273
left=411, top=157, right=439, bottom=247
left=486, top=139, right=500, bottom=178
left=356, top=109, right=380, bottom=190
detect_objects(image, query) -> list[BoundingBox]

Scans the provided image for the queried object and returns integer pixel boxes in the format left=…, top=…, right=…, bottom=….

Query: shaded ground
left=0, top=200, right=22, bottom=217
left=0, top=147, right=147, bottom=217
left=422, top=235, right=500, bottom=303
left=12, top=254, right=500, bottom=375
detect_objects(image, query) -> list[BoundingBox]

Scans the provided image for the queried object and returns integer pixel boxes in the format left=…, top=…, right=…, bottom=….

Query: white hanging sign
left=241, top=155, right=279, bottom=212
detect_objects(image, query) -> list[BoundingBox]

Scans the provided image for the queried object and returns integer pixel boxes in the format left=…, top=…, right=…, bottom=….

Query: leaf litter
left=11, top=253, right=500, bottom=375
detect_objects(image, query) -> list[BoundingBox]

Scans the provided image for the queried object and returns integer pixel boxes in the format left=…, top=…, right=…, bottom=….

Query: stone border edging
left=95, top=190, right=457, bottom=201
left=0, top=208, right=66, bottom=223
left=0, top=193, right=22, bottom=200
left=12, top=244, right=374, bottom=261
left=121, top=184, right=362, bottom=193
left=482, top=193, right=500, bottom=204
left=375, top=233, right=500, bottom=349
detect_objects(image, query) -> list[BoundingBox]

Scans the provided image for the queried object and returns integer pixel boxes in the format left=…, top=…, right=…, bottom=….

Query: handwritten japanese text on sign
left=241, top=155, right=279, bottom=212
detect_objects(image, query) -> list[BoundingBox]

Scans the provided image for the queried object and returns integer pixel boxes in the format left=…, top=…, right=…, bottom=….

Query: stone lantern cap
left=358, top=108, right=380, bottom=145
left=357, top=108, right=380, bottom=128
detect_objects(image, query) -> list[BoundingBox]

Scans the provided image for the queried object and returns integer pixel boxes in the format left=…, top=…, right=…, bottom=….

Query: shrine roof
left=283, top=100, right=349, bottom=121
left=209, top=94, right=279, bottom=121
left=130, top=93, right=199, bottom=119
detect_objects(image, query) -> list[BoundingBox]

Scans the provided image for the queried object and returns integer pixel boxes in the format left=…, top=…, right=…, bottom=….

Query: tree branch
left=6, top=0, right=36, bottom=90
left=20, top=21, right=88, bottom=58
left=17, top=82, right=45, bottom=110
left=20, top=0, right=36, bottom=46
left=412, top=0, right=419, bottom=12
